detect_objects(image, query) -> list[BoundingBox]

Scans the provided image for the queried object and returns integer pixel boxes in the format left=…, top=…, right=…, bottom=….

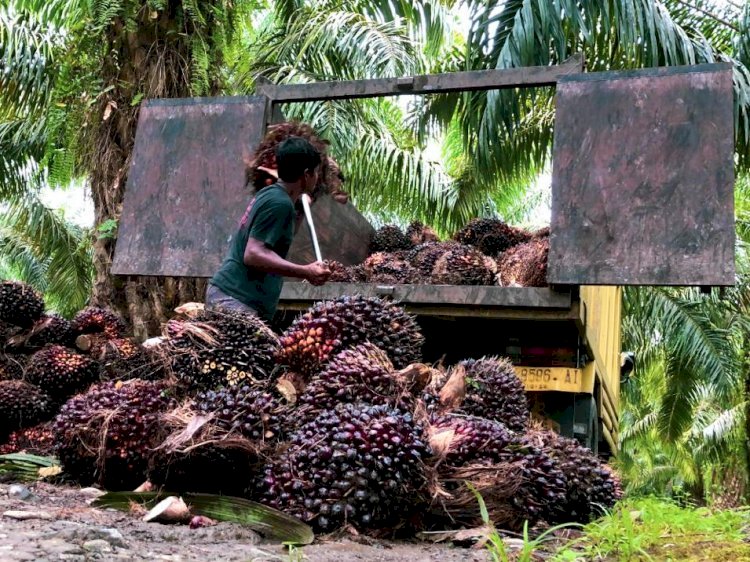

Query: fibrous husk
left=52, top=379, right=177, bottom=490
left=497, top=237, right=549, bottom=287
left=147, top=407, right=262, bottom=496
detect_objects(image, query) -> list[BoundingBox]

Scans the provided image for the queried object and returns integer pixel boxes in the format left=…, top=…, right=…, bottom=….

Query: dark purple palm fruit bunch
left=297, top=344, right=414, bottom=424
left=24, top=345, right=100, bottom=403
left=431, top=244, right=497, bottom=286
left=52, top=379, right=176, bottom=489
left=167, top=308, right=280, bottom=390
left=0, top=281, right=44, bottom=328
left=326, top=261, right=353, bottom=282
left=0, top=353, right=25, bottom=381
left=0, top=421, right=56, bottom=456
left=429, top=414, right=567, bottom=529
left=457, top=357, right=530, bottom=432
left=257, top=402, right=431, bottom=532
left=23, top=313, right=75, bottom=349
left=93, top=337, right=164, bottom=381
left=193, top=383, right=289, bottom=443
left=369, top=225, right=414, bottom=254
left=363, top=252, right=421, bottom=284
left=277, top=295, right=423, bottom=378
left=71, top=307, right=127, bottom=340
left=407, top=241, right=460, bottom=278
left=406, top=221, right=439, bottom=246
left=525, top=429, right=622, bottom=523
left=453, top=218, right=531, bottom=257
left=0, top=380, right=53, bottom=441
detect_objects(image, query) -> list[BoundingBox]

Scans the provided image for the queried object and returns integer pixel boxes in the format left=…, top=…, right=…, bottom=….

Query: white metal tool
left=300, top=194, right=323, bottom=262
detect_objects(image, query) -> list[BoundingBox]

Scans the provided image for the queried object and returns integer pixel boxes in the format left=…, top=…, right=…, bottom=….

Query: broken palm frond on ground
left=92, top=491, right=314, bottom=545
left=0, top=453, right=61, bottom=482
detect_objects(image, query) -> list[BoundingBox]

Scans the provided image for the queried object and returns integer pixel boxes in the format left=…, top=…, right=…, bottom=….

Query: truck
left=112, top=58, right=736, bottom=457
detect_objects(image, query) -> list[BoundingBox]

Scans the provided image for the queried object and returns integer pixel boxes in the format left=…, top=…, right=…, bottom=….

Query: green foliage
left=0, top=188, right=93, bottom=317
left=552, top=497, right=750, bottom=561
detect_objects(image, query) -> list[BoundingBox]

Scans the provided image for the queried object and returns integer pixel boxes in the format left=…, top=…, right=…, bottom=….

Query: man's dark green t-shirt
left=210, top=184, right=295, bottom=321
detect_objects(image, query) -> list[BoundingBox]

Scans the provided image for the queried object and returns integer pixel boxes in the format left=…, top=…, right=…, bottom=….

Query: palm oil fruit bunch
left=148, top=439, right=258, bottom=496
left=457, top=357, right=530, bottom=432
left=24, top=313, right=74, bottom=349
left=0, top=421, right=55, bottom=455
left=0, top=281, right=44, bottom=328
left=194, top=384, right=288, bottom=443
left=429, top=415, right=567, bottom=530
left=258, top=402, right=431, bottom=532
left=431, top=244, right=496, bottom=286
left=453, top=218, right=530, bottom=257
left=369, top=225, right=414, bottom=254
left=24, top=345, right=100, bottom=402
left=406, top=221, right=439, bottom=246
left=71, top=307, right=126, bottom=339
left=168, top=309, right=280, bottom=390
left=407, top=241, right=459, bottom=278
left=363, top=252, right=420, bottom=284
left=0, top=353, right=24, bottom=381
left=527, top=429, right=621, bottom=523
left=0, top=380, right=53, bottom=440
left=277, top=295, right=424, bottom=377
left=298, top=344, right=414, bottom=423
left=52, top=379, right=176, bottom=489
left=497, top=236, right=550, bottom=287
left=87, top=337, right=161, bottom=381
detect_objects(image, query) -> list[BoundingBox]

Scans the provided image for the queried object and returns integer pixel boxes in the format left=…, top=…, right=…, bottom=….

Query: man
left=206, top=136, right=332, bottom=321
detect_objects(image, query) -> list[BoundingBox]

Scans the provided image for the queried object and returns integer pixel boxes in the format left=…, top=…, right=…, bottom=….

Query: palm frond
left=0, top=190, right=92, bottom=316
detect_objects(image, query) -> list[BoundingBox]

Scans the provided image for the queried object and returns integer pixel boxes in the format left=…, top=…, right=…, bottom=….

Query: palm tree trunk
left=87, top=7, right=212, bottom=340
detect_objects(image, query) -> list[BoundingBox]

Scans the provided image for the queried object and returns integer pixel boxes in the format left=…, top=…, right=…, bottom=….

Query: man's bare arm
left=243, top=238, right=329, bottom=284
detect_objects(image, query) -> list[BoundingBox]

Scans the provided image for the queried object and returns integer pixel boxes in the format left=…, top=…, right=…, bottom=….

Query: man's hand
left=304, top=261, right=331, bottom=286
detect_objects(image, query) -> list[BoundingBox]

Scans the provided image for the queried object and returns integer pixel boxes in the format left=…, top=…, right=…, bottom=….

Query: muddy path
left=0, top=482, right=489, bottom=561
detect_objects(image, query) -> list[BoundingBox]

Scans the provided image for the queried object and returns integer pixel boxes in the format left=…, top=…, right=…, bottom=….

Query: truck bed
left=279, top=282, right=577, bottom=319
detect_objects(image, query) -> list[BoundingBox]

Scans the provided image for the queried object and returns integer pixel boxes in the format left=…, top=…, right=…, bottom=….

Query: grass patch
left=552, top=497, right=750, bottom=561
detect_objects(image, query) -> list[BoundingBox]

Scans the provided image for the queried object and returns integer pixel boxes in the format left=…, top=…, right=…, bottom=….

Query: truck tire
left=571, top=394, right=599, bottom=454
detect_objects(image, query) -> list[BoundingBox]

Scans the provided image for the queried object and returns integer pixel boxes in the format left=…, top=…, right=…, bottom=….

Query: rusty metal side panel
left=287, top=195, right=375, bottom=266
left=112, top=97, right=268, bottom=277
left=548, top=64, right=735, bottom=286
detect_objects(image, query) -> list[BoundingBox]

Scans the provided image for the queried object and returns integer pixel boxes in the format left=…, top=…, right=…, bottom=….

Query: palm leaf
left=93, top=492, right=314, bottom=545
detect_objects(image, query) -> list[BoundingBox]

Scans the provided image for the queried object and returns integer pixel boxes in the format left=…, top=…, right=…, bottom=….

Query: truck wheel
left=572, top=394, right=598, bottom=454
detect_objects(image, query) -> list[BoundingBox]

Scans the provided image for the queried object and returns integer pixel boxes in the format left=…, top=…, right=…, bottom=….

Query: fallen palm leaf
left=0, top=454, right=60, bottom=482
left=93, top=492, right=314, bottom=544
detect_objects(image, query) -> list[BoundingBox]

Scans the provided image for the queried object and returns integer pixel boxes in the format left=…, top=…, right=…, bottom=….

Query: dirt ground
left=0, top=482, right=490, bottom=561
